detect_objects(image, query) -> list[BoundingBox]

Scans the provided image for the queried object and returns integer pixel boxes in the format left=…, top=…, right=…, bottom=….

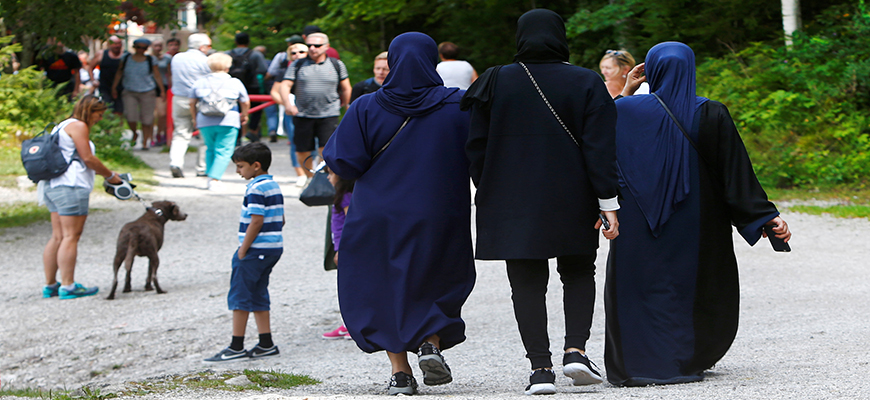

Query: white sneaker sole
left=525, top=383, right=556, bottom=395
left=563, top=363, right=604, bottom=385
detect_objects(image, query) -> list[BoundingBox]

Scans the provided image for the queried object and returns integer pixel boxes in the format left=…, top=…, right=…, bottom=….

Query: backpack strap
left=51, top=120, right=82, bottom=164
left=328, top=57, right=343, bottom=92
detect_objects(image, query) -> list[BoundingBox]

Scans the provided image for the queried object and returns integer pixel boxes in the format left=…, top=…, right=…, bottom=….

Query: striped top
left=283, top=57, right=349, bottom=118
left=239, top=175, right=284, bottom=254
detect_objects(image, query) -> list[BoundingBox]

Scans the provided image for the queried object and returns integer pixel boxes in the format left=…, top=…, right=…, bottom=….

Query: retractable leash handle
left=103, top=172, right=138, bottom=201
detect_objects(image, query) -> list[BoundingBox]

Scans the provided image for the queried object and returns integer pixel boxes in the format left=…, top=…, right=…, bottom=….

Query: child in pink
left=322, top=169, right=355, bottom=340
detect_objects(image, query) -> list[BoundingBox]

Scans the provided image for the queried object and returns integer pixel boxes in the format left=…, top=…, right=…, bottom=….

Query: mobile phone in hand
left=599, top=213, right=611, bottom=230
left=763, top=225, right=791, bottom=252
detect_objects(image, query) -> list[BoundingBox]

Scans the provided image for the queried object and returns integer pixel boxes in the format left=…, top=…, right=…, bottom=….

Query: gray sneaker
left=170, top=166, right=184, bottom=178
left=417, top=342, right=452, bottom=385
left=203, top=347, right=248, bottom=363
left=388, top=372, right=418, bottom=395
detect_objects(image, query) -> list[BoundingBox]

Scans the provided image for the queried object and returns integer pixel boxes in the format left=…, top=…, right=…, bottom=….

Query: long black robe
left=605, top=100, right=780, bottom=386
left=465, top=62, right=618, bottom=260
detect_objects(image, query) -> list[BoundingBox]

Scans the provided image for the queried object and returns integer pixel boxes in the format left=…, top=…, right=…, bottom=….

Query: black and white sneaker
left=388, top=371, right=418, bottom=395
left=525, top=368, right=556, bottom=395
left=417, top=342, right=453, bottom=385
left=248, top=344, right=280, bottom=359
left=202, top=347, right=248, bottom=363
left=562, top=352, right=604, bottom=385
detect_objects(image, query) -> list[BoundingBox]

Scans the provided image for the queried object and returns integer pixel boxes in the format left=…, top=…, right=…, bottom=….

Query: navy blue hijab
left=615, top=42, right=709, bottom=236
left=375, top=32, right=459, bottom=117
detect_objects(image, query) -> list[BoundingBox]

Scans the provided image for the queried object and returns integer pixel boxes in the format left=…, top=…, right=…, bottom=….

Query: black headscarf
left=462, top=9, right=568, bottom=110
left=514, top=9, right=570, bottom=64
left=374, top=32, right=459, bottom=117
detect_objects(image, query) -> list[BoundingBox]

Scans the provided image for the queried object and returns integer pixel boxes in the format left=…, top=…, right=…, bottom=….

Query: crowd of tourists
left=32, top=9, right=792, bottom=397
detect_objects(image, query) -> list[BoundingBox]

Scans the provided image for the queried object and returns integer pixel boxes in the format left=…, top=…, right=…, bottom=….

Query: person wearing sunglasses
left=268, top=42, right=309, bottom=185
left=277, top=32, right=352, bottom=185
left=600, top=49, right=649, bottom=98
left=111, top=38, right=165, bottom=150
left=263, top=35, right=302, bottom=145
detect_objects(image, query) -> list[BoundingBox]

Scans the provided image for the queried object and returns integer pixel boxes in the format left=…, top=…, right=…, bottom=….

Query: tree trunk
left=781, top=0, right=802, bottom=46
left=20, top=32, right=35, bottom=69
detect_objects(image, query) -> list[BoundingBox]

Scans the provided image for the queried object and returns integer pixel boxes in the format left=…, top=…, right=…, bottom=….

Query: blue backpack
left=20, top=122, right=79, bottom=183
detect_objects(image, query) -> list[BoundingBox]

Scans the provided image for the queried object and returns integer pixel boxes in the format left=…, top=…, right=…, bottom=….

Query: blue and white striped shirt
left=239, top=175, right=284, bottom=254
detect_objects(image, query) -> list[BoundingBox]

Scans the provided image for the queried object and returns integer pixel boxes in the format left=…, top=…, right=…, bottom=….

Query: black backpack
left=229, top=49, right=257, bottom=89
left=21, top=122, right=79, bottom=183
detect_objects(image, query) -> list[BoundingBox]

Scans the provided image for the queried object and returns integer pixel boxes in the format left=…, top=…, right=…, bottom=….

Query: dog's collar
left=147, top=207, right=164, bottom=217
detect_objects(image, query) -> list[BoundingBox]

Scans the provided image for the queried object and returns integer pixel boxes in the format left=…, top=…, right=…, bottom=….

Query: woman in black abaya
left=606, top=42, right=792, bottom=386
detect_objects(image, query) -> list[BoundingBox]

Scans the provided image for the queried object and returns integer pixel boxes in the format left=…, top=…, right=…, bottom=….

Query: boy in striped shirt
left=204, top=142, right=284, bottom=363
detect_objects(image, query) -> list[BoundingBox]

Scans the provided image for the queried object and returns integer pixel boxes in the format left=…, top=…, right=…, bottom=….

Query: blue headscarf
left=375, top=32, right=459, bottom=117
left=615, top=42, right=709, bottom=236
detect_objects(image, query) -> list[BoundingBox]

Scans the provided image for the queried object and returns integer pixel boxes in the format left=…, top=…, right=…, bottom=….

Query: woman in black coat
left=461, top=9, right=620, bottom=395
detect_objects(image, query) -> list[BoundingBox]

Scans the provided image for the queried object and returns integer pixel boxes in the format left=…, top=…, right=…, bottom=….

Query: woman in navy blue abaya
left=605, top=42, right=792, bottom=386
left=322, top=32, right=474, bottom=395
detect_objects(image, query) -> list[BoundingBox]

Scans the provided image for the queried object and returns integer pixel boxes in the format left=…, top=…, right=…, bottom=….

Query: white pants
left=169, top=95, right=206, bottom=172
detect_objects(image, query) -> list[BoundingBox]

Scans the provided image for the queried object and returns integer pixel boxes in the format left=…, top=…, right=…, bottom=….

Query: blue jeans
left=264, top=104, right=279, bottom=135
left=200, top=125, right=238, bottom=180
left=284, top=112, right=300, bottom=168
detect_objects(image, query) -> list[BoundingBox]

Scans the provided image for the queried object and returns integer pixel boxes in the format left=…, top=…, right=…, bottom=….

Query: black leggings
left=506, top=254, right=597, bottom=369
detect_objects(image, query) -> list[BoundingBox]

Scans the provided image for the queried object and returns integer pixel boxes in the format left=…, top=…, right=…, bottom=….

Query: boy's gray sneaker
left=248, top=344, right=279, bottom=359
left=388, top=371, right=418, bottom=395
left=417, top=342, right=452, bottom=385
left=203, top=347, right=248, bottom=363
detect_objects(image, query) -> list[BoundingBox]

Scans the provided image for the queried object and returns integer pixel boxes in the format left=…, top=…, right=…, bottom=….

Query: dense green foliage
left=698, top=3, right=870, bottom=188
left=0, top=0, right=179, bottom=68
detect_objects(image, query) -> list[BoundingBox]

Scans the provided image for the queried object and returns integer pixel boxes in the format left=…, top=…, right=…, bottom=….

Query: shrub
left=697, top=3, right=870, bottom=188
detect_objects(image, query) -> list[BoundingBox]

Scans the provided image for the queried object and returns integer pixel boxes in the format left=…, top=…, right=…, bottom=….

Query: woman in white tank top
left=41, top=95, right=124, bottom=300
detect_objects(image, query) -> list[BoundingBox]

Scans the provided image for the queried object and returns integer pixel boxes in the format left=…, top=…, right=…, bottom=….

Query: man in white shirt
left=168, top=33, right=212, bottom=178
left=436, top=42, right=477, bottom=90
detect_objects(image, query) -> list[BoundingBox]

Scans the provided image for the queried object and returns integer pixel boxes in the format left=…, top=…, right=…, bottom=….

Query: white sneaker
left=207, top=180, right=223, bottom=192
left=295, top=176, right=308, bottom=187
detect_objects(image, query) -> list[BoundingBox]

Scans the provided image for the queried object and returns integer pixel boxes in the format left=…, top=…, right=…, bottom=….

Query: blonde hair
left=289, top=43, right=308, bottom=54
left=206, top=53, right=233, bottom=72
left=601, top=49, right=637, bottom=69
left=374, top=51, right=388, bottom=62
left=72, top=95, right=108, bottom=126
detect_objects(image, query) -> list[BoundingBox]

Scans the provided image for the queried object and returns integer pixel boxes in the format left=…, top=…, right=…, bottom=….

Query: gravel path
left=1, top=140, right=868, bottom=399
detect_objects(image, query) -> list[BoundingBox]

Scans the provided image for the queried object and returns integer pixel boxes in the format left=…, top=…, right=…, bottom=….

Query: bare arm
left=88, top=53, right=100, bottom=85
left=111, top=59, right=124, bottom=99
left=239, top=100, right=250, bottom=125
left=279, top=80, right=297, bottom=115
left=152, top=62, right=165, bottom=97
left=339, top=78, right=352, bottom=109
left=471, top=67, right=479, bottom=83
left=238, top=214, right=264, bottom=259
left=65, top=121, right=122, bottom=184
left=72, top=69, right=81, bottom=97
left=189, top=97, right=198, bottom=121
left=269, top=81, right=283, bottom=105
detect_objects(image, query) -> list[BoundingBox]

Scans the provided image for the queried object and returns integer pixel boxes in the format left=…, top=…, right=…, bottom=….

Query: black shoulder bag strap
left=652, top=92, right=725, bottom=191
left=518, top=62, right=580, bottom=148
left=372, top=117, right=411, bottom=162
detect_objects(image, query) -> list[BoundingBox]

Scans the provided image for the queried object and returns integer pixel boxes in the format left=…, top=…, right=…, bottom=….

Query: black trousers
left=506, top=254, right=597, bottom=369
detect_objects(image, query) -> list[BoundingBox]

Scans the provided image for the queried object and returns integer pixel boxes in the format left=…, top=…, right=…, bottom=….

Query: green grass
left=767, top=185, right=870, bottom=219
left=0, top=370, right=318, bottom=399
left=785, top=204, right=870, bottom=219
left=244, top=369, right=321, bottom=388
left=0, top=202, right=49, bottom=229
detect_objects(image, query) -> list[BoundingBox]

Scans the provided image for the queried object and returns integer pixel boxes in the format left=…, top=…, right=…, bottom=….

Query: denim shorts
left=44, top=185, right=90, bottom=216
left=227, top=249, right=282, bottom=312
